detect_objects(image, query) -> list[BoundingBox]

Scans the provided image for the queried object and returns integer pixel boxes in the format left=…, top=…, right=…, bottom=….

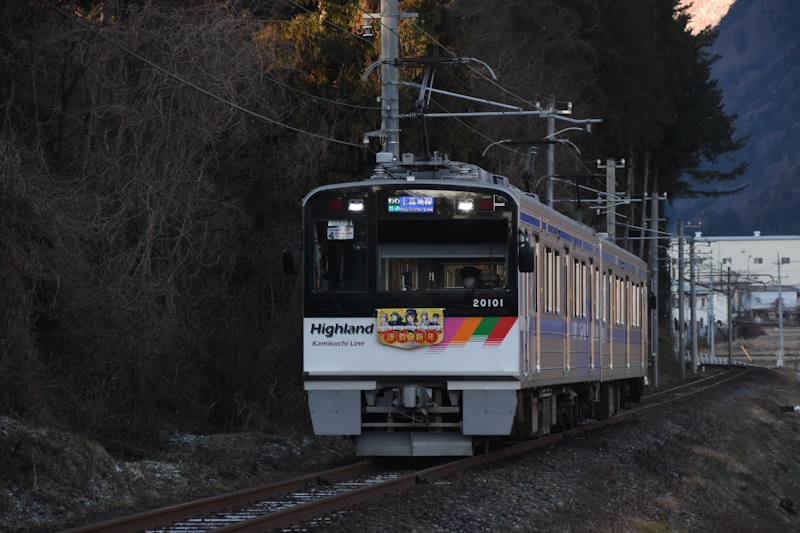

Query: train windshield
left=377, top=189, right=512, bottom=292
left=377, top=218, right=508, bottom=291
left=307, top=187, right=514, bottom=294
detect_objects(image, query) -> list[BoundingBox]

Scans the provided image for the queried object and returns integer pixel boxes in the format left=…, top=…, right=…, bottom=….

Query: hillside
left=673, top=0, right=800, bottom=235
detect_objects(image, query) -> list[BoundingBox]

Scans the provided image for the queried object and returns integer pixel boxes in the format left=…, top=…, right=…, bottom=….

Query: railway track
left=63, top=365, right=749, bottom=533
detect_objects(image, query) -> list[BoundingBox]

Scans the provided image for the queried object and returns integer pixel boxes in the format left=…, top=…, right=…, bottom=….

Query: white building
left=669, top=232, right=800, bottom=337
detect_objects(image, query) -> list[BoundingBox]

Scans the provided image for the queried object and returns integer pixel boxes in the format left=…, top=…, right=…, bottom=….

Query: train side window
left=634, top=283, right=642, bottom=328
left=611, top=274, right=616, bottom=326
left=572, top=259, right=578, bottom=318
left=623, top=277, right=629, bottom=327
left=545, top=247, right=553, bottom=313
left=593, top=265, right=600, bottom=321
left=544, top=247, right=560, bottom=314
left=602, top=271, right=608, bottom=324
left=583, top=262, right=589, bottom=318
left=638, top=283, right=643, bottom=328
left=578, top=260, right=587, bottom=318
left=530, top=237, right=538, bottom=313
left=556, top=250, right=562, bottom=314
left=573, top=259, right=586, bottom=318
left=607, top=272, right=613, bottom=325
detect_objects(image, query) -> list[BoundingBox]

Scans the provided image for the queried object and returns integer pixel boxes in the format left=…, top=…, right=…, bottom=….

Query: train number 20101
left=473, top=298, right=504, bottom=308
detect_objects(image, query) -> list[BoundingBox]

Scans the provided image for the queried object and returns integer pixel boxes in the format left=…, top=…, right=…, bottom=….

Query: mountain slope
left=673, top=0, right=800, bottom=235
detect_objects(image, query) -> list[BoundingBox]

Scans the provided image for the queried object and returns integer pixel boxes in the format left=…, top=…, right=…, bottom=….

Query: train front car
left=302, top=159, right=526, bottom=456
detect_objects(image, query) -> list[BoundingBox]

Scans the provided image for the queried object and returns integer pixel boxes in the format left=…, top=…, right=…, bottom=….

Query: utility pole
left=380, top=0, right=400, bottom=160
left=727, top=266, right=733, bottom=364
left=363, top=0, right=417, bottom=160
left=777, top=254, right=785, bottom=367
left=709, top=282, right=715, bottom=359
left=546, top=96, right=555, bottom=208
left=677, top=219, right=685, bottom=380
left=649, top=192, right=660, bottom=387
left=597, top=158, right=625, bottom=240
left=690, top=233, right=698, bottom=374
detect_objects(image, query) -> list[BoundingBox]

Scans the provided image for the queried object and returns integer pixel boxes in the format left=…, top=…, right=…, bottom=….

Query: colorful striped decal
left=426, top=317, right=517, bottom=352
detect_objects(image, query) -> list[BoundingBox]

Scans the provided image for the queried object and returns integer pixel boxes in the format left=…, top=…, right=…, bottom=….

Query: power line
left=144, top=3, right=381, bottom=111
left=366, top=0, right=540, bottom=136
left=284, top=0, right=480, bottom=139
left=41, top=0, right=369, bottom=150
left=375, top=0, right=562, bottom=110
left=138, top=1, right=381, bottom=111
left=292, top=0, right=551, bottom=161
left=294, top=0, right=520, bottom=158
left=339, top=0, right=528, bottom=146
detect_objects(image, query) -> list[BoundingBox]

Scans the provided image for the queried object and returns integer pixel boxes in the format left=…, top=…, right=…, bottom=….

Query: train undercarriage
left=345, top=378, right=645, bottom=456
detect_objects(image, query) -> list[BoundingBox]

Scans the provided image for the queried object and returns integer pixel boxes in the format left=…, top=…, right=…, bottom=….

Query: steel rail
left=63, top=366, right=750, bottom=533
left=210, top=367, right=752, bottom=532
left=642, top=366, right=737, bottom=403
left=61, top=461, right=375, bottom=533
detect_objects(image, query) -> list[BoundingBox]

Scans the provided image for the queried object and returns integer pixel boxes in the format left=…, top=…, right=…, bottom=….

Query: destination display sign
left=387, top=196, right=434, bottom=213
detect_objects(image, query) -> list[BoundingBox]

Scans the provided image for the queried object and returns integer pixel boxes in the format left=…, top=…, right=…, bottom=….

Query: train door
left=629, top=281, right=645, bottom=372
left=570, top=257, right=590, bottom=372
left=520, top=231, right=538, bottom=378
left=540, top=244, right=563, bottom=380
left=563, top=246, right=571, bottom=375
left=611, top=273, right=627, bottom=374
left=534, top=234, right=542, bottom=374
left=625, top=276, right=632, bottom=370
left=603, top=269, right=613, bottom=373
left=591, top=262, right=600, bottom=375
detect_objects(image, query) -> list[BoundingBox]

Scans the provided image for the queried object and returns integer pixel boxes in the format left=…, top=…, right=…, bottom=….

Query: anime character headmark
left=418, top=310, right=430, bottom=328
left=390, top=311, right=403, bottom=327
left=404, top=309, right=417, bottom=329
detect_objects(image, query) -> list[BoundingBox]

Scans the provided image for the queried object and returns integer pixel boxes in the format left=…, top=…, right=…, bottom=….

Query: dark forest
left=0, top=0, right=745, bottom=453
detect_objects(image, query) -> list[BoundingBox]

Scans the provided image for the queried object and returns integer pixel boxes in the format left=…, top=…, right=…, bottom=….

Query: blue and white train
left=294, top=152, right=648, bottom=456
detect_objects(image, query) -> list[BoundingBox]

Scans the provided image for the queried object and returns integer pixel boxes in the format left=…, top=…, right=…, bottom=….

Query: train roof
left=304, top=152, right=646, bottom=272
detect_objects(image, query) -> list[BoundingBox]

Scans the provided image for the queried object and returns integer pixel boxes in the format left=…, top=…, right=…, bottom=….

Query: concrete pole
left=678, top=219, right=685, bottom=380
left=381, top=0, right=400, bottom=160
left=778, top=254, right=785, bottom=367
left=690, top=235, right=698, bottom=374
left=546, top=96, right=555, bottom=208
left=709, top=287, right=715, bottom=359
left=727, top=266, right=733, bottom=364
left=606, top=158, right=616, bottom=239
left=649, top=192, right=659, bottom=387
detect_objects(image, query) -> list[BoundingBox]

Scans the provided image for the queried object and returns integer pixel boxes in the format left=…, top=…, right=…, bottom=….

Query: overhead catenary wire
left=41, top=0, right=370, bottom=150
left=315, top=0, right=585, bottom=171
left=140, top=1, right=382, bottom=111
left=372, top=0, right=573, bottom=110
left=52, top=0, right=588, bottom=182
left=343, top=0, right=533, bottom=154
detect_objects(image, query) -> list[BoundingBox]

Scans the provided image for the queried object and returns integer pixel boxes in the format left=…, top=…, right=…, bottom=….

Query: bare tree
left=1, top=1, right=311, bottom=445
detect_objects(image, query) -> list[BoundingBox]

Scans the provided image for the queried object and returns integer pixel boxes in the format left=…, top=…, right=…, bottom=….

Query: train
left=289, top=151, right=649, bottom=456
